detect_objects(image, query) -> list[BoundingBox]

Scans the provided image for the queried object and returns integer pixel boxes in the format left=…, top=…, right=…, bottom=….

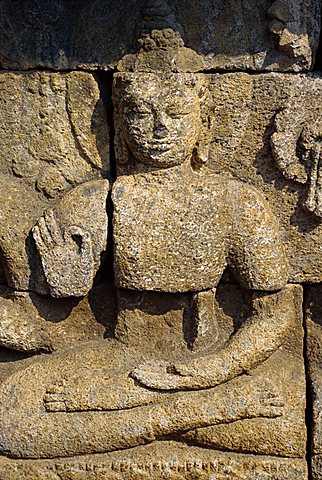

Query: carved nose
left=154, top=125, right=168, bottom=138
left=154, top=113, right=169, bottom=138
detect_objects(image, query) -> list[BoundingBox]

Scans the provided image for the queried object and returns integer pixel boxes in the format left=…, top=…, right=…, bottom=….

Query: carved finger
left=43, top=392, right=66, bottom=403
left=131, top=365, right=194, bottom=391
left=45, top=383, right=66, bottom=395
left=261, top=405, right=284, bottom=418
left=80, top=230, right=91, bottom=245
left=305, top=144, right=320, bottom=214
left=80, top=231, right=92, bottom=256
left=64, top=225, right=83, bottom=240
left=32, top=224, right=47, bottom=253
left=171, top=363, right=195, bottom=377
left=265, top=399, right=284, bottom=408
left=44, top=210, right=64, bottom=246
left=37, top=216, right=55, bottom=249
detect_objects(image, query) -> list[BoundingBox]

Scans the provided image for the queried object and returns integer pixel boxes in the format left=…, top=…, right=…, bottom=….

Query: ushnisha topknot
left=139, top=28, right=184, bottom=51
left=117, top=28, right=205, bottom=73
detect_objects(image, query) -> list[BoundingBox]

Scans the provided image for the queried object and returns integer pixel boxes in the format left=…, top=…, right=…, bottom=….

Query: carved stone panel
left=204, top=72, right=322, bottom=283
left=0, top=67, right=308, bottom=478
left=0, top=0, right=320, bottom=72
left=0, top=21, right=320, bottom=475
left=0, top=71, right=109, bottom=295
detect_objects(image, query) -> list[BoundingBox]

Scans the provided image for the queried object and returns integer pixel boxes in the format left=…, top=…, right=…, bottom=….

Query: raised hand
left=33, top=209, right=95, bottom=297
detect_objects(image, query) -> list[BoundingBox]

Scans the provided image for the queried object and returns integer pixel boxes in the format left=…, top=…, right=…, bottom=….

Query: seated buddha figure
left=0, top=71, right=299, bottom=460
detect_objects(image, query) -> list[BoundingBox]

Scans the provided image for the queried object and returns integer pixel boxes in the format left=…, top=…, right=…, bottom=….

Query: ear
left=192, top=142, right=210, bottom=170
left=197, top=82, right=208, bottom=103
left=192, top=102, right=213, bottom=170
left=114, top=126, right=131, bottom=166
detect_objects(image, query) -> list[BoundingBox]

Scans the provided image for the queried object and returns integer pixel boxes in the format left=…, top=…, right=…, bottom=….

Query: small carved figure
left=271, top=107, right=322, bottom=218
left=0, top=73, right=294, bottom=459
left=267, top=0, right=313, bottom=67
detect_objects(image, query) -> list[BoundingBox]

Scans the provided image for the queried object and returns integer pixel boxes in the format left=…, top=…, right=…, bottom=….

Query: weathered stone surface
left=117, top=283, right=306, bottom=458
left=0, top=446, right=308, bottom=479
left=0, top=0, right=319, bottom=72
left=0, top=71, right=109, bottom=195
left=113, top=73, right=288, bottom=292
left=113, top=168, right=289, bottom=291
left=305, top=285, right=322, bottom=478
left=0, top=71, right=109, bottom=294
left=312, top=455, right=322, bottom=479
left=0, top=280, right=305, bottom=461
left=116, top=287, right=238, bottom=356
left=115, top=290, right=192, bottom=356
left=205, top=71, right=322, bottom=283
left=33, top=179, right=109, bottom=297
left=0, top=177, right=48, bottom=294
left=180, top=286, right=306, bottom=458
left=76, top=0, right=322, bottom=73
left=0, top=0, right=74, bottom=70
left=0, top=281, right=116, bottom=362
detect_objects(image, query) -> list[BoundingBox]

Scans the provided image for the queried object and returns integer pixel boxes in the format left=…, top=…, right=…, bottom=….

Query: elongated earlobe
left=191, top=143, right=210, bottom=170
left=115, top=131, right=131, bottom=165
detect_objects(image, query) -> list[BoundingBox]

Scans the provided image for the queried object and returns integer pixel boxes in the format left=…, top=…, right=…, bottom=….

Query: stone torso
left=113, top=168, right=232, bottom=292
left=113, top=164, right=288, bottom=293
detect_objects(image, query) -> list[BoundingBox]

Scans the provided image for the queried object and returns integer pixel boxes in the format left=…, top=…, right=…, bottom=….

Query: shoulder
left=227, top=180, right=289, bottom=291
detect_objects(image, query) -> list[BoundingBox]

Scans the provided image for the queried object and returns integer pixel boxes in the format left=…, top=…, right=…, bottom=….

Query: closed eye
left=131, top=111, right=151, bottom=119
left=166, top=107, right=194, bottom=118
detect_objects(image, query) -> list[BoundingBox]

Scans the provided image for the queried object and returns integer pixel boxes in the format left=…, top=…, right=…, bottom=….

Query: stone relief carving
left=271, top=105, right=322, bottom=218
left=0, top=0, right=320, bottom=72
left=0, top=2, right=320, bottom=477
left=0, top=72, right=306, bottom=473
left=267, top=0, right=318, bottom=68
left=33, top=179, right=109, bottom=298
left=0, top=71, right=110, bottom=356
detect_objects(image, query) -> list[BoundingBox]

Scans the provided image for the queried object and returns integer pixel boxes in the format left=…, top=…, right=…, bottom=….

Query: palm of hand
left=33, top=210, right=94, bottom=297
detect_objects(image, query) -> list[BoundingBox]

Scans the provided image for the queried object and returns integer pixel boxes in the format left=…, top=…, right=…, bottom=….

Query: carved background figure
left=272, top=106, right=322, bottom=218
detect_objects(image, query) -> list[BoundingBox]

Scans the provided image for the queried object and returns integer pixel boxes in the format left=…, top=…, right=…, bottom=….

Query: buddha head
left=113, top=73, right=210, bottom=171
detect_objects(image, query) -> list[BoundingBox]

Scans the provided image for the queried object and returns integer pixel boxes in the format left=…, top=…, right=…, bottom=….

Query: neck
left=116, top=153, right=199, bottom=178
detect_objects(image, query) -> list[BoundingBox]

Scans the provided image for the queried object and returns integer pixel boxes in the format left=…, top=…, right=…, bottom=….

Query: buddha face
left=119, top=74, right=202, bottom=168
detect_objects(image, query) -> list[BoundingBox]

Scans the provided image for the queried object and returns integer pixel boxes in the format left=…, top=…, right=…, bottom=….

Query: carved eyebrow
left=172, top=89, right=188, bottom=96
left=168, top=91, right=196, bottom=102
left=167, top=97, right=196, bottom=109
left=124, top=101, right=152, bottom=112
